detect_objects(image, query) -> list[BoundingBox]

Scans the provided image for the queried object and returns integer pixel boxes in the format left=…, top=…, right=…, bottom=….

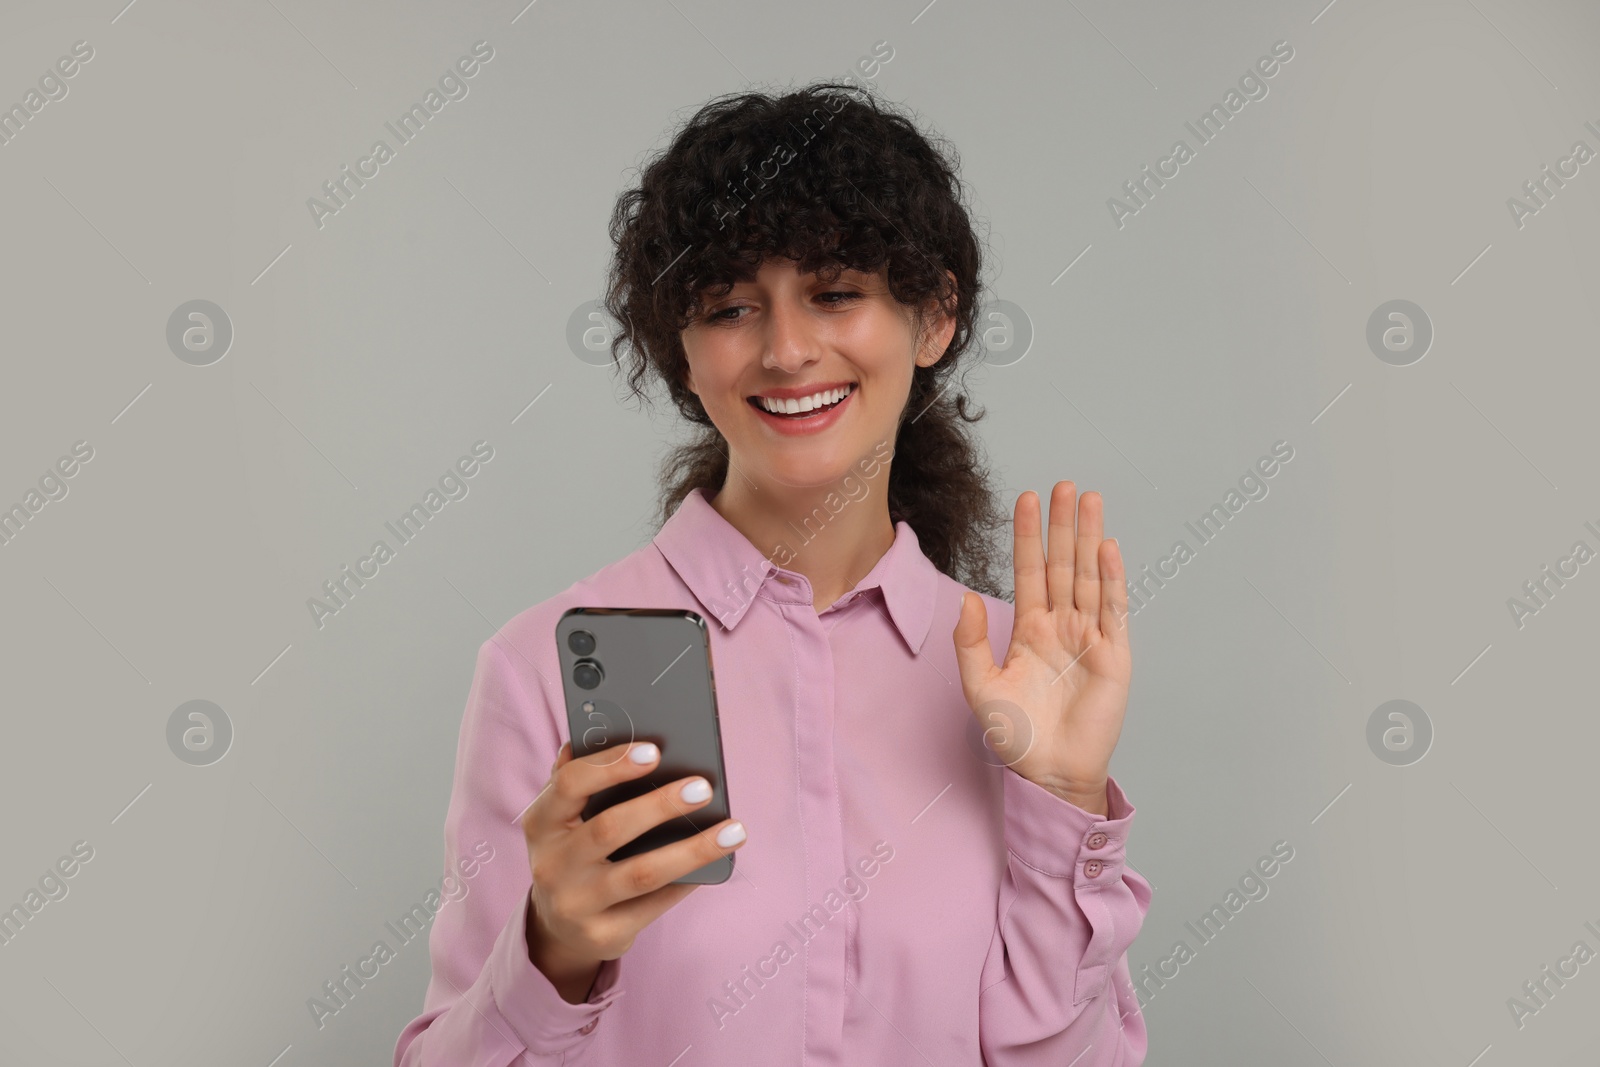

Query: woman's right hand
left=518, top=739, right=748, bottom=1003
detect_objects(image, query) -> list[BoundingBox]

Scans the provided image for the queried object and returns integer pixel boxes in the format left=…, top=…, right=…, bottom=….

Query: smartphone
left=554, top=607, right=734, bottom=885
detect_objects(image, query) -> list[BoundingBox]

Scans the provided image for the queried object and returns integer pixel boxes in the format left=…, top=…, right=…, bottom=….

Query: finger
left=594, top=815, right=748, bottom=910
left=1073, top=491, right=1104, bottom=623
left=575, top=771, right=721, bottom=866
left=1044, top=481, right=1077, bottom=615
left=1099, top=537, right=1130, bottom=645
left=530, top=740, right=662, bottom=834
left=1013, top=491, right=1048, bottom=618
left=952, top=590, right=999, bottom=709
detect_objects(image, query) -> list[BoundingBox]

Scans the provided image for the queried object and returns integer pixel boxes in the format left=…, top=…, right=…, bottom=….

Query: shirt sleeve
left=394, top=635, right=626, bottom=1067
left=977, top=770, right=1152, bottom=1066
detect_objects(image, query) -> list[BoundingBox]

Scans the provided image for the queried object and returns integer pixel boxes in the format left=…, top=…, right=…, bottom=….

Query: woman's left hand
left=952, top=482, right=1132, bottom=815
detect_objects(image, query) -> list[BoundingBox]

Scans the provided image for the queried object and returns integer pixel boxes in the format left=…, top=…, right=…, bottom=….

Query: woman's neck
left=710, top=470, right=897, bottom=613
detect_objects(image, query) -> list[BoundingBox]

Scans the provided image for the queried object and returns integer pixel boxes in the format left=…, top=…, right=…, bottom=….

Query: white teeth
left=758, top=384, right=851, bottom=415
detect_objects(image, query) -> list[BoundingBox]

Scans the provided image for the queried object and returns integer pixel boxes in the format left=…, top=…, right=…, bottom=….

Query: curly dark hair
left=601, top=81, right=1011, bottom=600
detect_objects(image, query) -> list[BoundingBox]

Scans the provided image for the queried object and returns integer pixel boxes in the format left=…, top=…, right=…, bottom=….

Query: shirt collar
left=653, top=486, right=940, bottom=655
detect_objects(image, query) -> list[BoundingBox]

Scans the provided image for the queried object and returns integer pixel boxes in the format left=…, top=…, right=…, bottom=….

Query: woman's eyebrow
left=695, top=263, right=870, bottom=294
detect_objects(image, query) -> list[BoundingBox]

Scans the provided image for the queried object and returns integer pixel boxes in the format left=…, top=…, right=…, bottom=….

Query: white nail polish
left=630, top=743, right=658, bottom=764
left=680, top=778, right=711, bottom=803
left=716, top=821, right=746, bottom=847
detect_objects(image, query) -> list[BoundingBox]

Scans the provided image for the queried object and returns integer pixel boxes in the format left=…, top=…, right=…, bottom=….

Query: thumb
left=520, top=741, right=572, bottom=835
left=952, top=591, right=998, bottom=708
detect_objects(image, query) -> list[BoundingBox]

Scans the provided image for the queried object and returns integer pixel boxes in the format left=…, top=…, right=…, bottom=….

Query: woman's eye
left=706, top=293, right=856, bottom=322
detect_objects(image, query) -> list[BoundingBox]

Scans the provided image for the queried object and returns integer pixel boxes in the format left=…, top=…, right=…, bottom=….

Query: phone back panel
left=554, top=607, right=733, bottom=884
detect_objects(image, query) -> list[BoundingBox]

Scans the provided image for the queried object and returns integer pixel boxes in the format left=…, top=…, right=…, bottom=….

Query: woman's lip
left=747, top=384, right=855, bottom=436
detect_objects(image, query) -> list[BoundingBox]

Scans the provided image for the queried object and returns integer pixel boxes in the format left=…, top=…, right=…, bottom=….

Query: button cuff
left=1000, top=770, right=1136, bottom=883
left=488, top=894, right=623, bottom=1052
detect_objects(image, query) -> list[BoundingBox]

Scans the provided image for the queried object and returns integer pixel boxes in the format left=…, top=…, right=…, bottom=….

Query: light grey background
left=2, top=0, right=1596, bottom=1064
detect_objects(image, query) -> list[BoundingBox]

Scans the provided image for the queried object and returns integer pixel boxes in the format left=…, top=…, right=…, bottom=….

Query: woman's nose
left=761, top=298, right=820, bottom=373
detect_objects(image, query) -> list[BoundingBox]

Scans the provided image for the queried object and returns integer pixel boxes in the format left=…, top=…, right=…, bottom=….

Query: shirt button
left=1084, top=859, right=1103, bottom=878
left=579, top=1019, right=598, bottom=1035
left=1087, top=832, right=1108, bottom=850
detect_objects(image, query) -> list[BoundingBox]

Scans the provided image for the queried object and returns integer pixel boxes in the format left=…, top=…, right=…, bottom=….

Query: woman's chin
left=748, top=450, right=862, bottom=491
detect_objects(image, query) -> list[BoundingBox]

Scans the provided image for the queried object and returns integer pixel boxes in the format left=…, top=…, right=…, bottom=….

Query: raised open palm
left=952, top=482, right=1132, bottom=814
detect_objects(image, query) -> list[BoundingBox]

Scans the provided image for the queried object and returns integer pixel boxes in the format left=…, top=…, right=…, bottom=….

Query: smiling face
left=681, top=257, right=955, bottom=490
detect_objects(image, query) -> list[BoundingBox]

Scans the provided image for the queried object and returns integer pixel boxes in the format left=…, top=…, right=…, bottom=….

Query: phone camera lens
left=573, top=658, right=603, bottom=690
left=568, top=629, right=596, bottom=656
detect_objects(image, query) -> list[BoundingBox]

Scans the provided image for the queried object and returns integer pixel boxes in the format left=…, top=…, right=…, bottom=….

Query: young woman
left=395, top=83, right=1150, bottom=1066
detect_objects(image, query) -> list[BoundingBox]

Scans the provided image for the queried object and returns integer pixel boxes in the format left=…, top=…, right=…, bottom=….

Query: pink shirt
left=394, top=486, right=1151, bottom=1066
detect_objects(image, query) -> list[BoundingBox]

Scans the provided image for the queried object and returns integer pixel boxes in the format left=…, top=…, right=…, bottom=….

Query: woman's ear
left=915, top=269, right=960, bottom=368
